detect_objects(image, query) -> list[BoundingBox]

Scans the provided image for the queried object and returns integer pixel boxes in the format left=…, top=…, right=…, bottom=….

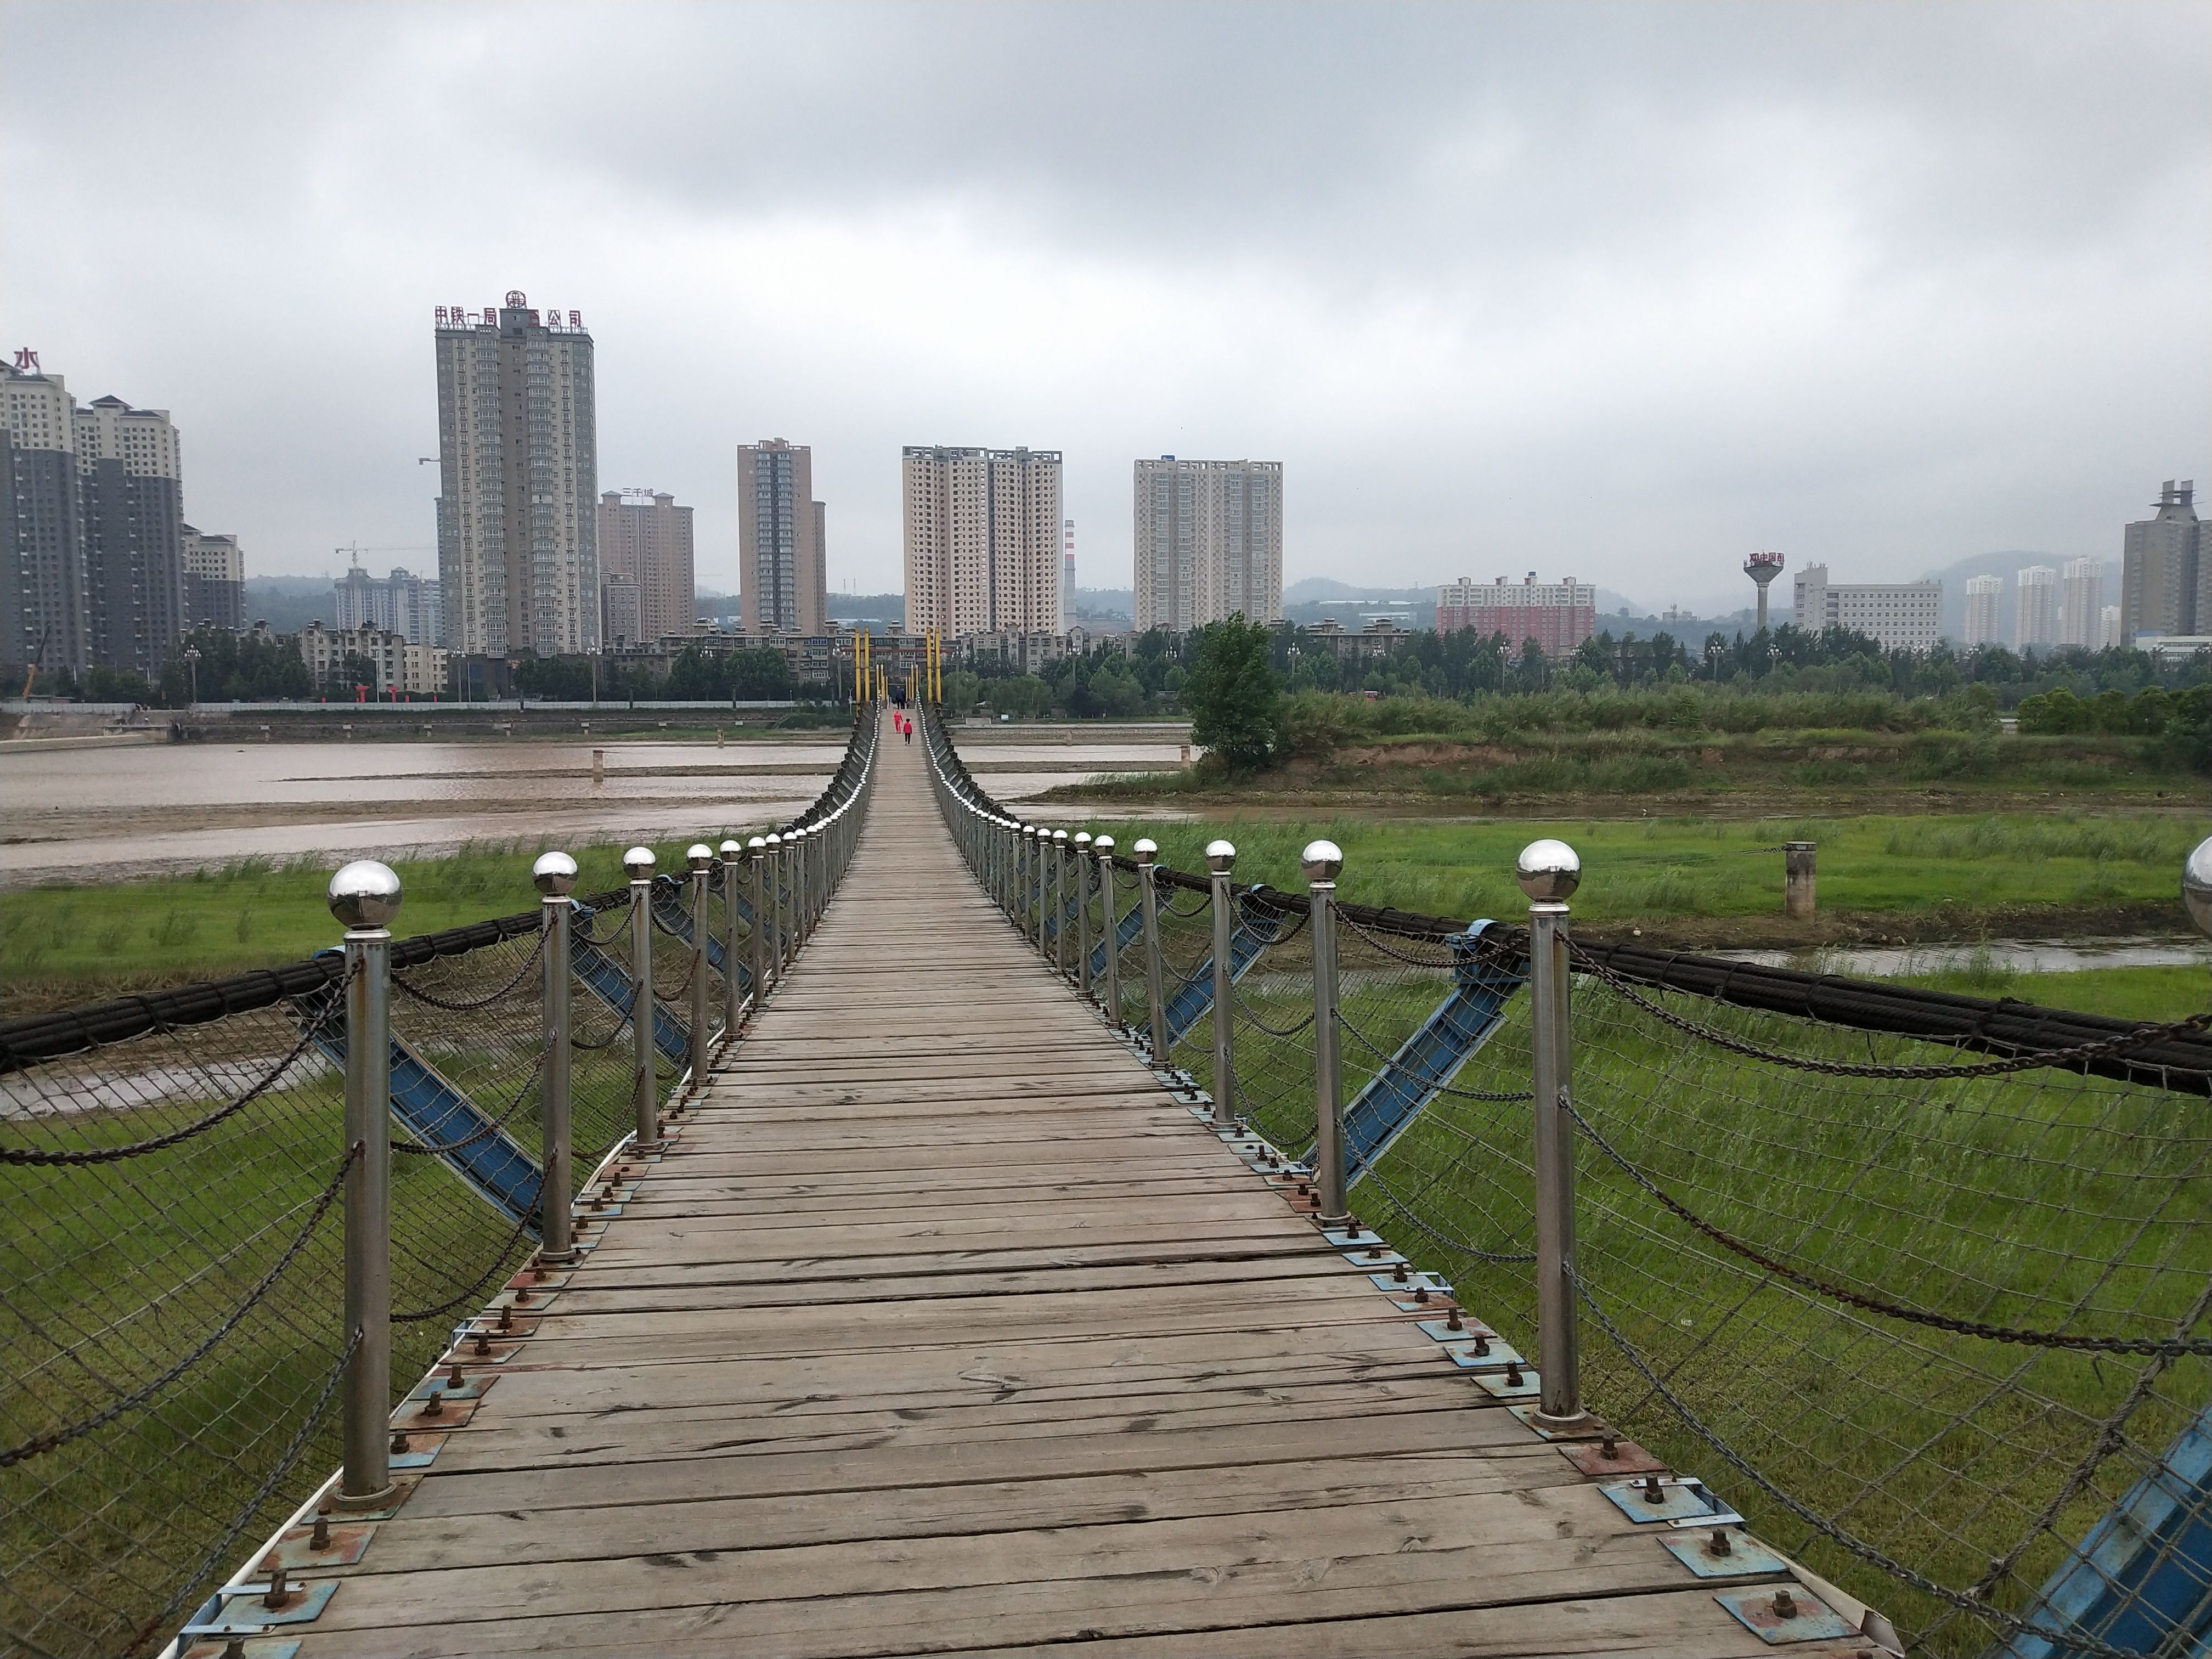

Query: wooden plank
left=273, top=732, right=1840, bottom=1659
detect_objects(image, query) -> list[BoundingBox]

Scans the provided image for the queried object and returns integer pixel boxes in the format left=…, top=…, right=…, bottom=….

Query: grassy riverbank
left=0, top=838, right=718, bottom=1015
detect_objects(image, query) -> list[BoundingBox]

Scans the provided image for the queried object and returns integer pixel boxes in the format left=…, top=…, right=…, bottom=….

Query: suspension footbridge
left=4, top=706, right=2209, bottom=1658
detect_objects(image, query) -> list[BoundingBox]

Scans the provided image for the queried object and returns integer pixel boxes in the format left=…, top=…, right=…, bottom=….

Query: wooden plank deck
left=280, top=733, right=1870, bottom=1657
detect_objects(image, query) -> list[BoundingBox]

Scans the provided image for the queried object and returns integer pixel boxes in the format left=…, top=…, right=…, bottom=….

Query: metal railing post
left=1206, top=839, right=1238, bottom=1128
left=686, top=845, right=712, bottom=1086
left=1094, top=837, right=1118, bottom=1020
left=1135, top=838, right=1169, bottom=1066
left=748, top=836, right=769, bottom=1007
left=1073, top=832, right=1093, bottom=998
left=764, top=833, right=785, bottom=973
left=1520, top=837, right=1591, bottom=1431
left=1304, top=840, right=1347, bottom=1223
left=533, top=852, right=577, bottom=1263
left=1052, top=830, right=1071, bottom=977
left=625, top=847, right=660, bottom=1151
left=329, top=859, right=399, bottom=1507
left=1024, top=825, right=1037, bottom=950
left=719, top=839, right=744, bottom=1037
left=792, top=828, right=808, bottom=947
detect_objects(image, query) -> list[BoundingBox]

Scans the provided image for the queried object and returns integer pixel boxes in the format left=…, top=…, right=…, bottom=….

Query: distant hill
left=241, top=576, right=341, bottom=634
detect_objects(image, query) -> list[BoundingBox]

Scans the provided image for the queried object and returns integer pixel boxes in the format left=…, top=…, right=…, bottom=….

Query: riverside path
left=267, top=732, right=1870, bottom=1658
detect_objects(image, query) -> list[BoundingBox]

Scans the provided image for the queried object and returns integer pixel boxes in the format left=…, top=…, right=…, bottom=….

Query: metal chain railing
left=0, top=706, right=886, bottom=1659
left=917, top=705, right=2212, bottom=1659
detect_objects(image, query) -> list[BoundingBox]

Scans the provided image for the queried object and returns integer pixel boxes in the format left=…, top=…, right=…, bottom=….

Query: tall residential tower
left=75, top=393, right=185, bottom=676
left=736, top=440, right=826, bottom=635
left=2121, top=480, right=2202, bottom=644
left=432, top=294, right=599, bottom=657
left=597, top=489, right=696, bottom=641
left=1132, top=456, right=1283, bottom=633
left=903, top=445, right=1062, bottom=638
left=1, top=354, right=89, bottom=677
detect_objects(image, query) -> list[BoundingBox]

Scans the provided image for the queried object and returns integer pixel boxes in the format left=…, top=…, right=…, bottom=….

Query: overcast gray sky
left=7, top=1, right=2208, bottom=612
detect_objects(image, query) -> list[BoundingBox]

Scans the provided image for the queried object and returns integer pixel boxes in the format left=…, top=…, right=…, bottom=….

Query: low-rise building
left=298, top=621, right=448, bottom=696
left=1792, top=564, right=1942, bottom=652
left=1436, top=574, right=1597, bottom=657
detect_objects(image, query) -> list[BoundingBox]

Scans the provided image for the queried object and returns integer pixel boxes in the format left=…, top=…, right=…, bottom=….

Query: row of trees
left=512, top=645, right=797, bottom=702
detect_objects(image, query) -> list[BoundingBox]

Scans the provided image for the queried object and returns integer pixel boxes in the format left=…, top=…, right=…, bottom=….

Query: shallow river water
left=0, top=736, right=1184, bottom=883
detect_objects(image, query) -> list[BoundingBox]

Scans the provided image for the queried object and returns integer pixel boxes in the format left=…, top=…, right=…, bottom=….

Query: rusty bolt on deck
left=390, top=1430, right=409, bottom=1453
left=311, top=1509, right=332, bottom=1550
left=423, top=1390, right=444, bottom=1417
left=261, top=1562, right=292, bottom=1611
left=1773, top=1589, right=1798, bottom=1618
left=1638, top=1473, right=1666, bottom=1503
left=1705, top=1529, right=1735, bottom=1559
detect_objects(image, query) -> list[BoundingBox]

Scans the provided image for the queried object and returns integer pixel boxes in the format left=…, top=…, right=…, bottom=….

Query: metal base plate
left=1474, top=1368, right=1542, bottom=1400
left=1508, top=1404, right=1613, bottom=1441
left=1714, top=1584, right=1857, bottom=1644
left=267, top=1519, right=377, bottom=1570
left=1414, top=1316, right=1496, bottom=1343
left=1662, top=1528, right=1790, bottom=1580
left=1599, top=1476, right=1743, bottom=1528
left=1442, top=1339, right=1526, bottom=1373
left=1565, top=1437, right=1669, bottom=1477
left=183, top=1580, right=338, bottom=1635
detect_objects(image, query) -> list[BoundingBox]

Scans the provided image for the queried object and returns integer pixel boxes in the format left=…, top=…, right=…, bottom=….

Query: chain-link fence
left=1, top=707, right=880, bottom=1659
left=922, top=706, right=2212, bottom=1658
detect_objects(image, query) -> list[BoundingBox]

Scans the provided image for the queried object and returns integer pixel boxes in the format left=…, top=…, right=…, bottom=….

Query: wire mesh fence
left=2, top=708, right=879, bottom=1659
left=922, top=705, right=2212, bottom=1658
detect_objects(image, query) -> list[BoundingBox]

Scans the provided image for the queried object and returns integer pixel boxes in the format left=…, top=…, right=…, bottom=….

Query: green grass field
left=1077, top=809, right=2205, bottom=923
left=0, top=837, right=749, bottom=1013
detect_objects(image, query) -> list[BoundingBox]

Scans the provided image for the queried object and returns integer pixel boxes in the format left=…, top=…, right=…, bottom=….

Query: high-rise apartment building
left=1792, top=565, right=1942, bottom=652
left=75, top=393, right=185, bottom=677
left=2014, top=566, right=2057, bottom=652
left=1131, top=457, right=1282, bottom=633
left=600, top=574, right=644, bottom=646
left=1962, top=574, right=2003, bottom=647
left=179, top=527, right=245, bottom=631
left=2120, top=480, right=2201, bottom=644
left=904, top=446, right=1063, bottom=638
left=432, top=294, right=599, bottom=657
left=2, top=353, right=89, bottom=677
left=335, top=565, right=442, bottom=645
left=737, top=441, right=827, bottom=635
left=1062, top=520, right=1077, bottom=633
left=2059, top=556, right=2103, bottom=649
left=597, top=489, right=695, bottom=641
left=1436, top=574, right=1598, bottom=657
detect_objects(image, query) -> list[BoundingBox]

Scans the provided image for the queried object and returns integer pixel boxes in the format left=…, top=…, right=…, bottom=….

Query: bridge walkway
left=283, top=733, right=1861, bottom=1657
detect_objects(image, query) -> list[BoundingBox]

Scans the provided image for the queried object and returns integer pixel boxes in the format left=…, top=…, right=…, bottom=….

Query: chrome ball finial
left=686, top=843, right=713, bottom=873
left=1132, top=837, right=1158, bottom=866
left=1092, top=834, right=1115, bottom=855
left=328, top=860, right=403, bottom=929
left=531, top=850, right=578, bottom=898
left=1073, top=831, right=1092, bottom=849
left=763, top=832, right=781, bottom=849
left=1516, top=838, right=1582, bottom=904
left=1300, top=839, right=1344, bottom=883
left=2183, top=834, right=2212, bottom=938
left=747, top=835, right=766, bottom=853
left=1205, top=838, right=1237, bottom=874
left=1053, top=829, right=1069, bottom=845
left=719, top=838, right=743, bottom=860
left=623, top=846, right=656, bottom=880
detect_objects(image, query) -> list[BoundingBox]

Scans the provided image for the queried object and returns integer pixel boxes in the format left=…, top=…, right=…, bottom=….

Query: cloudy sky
left=7, top=1, right=2208, bottom=612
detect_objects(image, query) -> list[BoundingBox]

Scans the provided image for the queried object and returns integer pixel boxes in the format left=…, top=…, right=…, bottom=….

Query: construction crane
left=19, top=623, right=50, bottom=698
left=335, top=543, right=432, bottom=569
